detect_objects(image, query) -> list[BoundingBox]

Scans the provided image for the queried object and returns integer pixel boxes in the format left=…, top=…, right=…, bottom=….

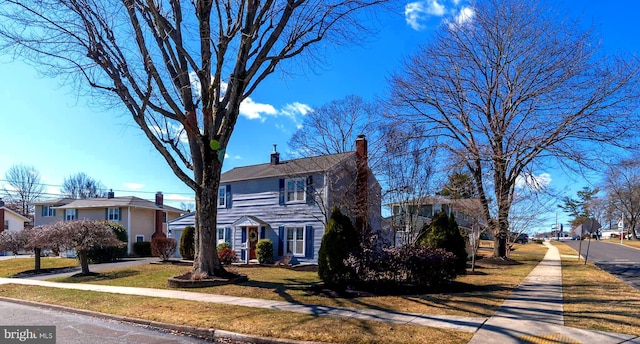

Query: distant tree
left=3, top=164, right=44, bottom=216
left=389, top=0, right=640, bottom=258
left=603, top=159, right=640, bottom=240
left=0, top=0, right=389, bottom=279
left=61, top=172, right=106, bottom=199
left=50, top=220, right=125, bottom=275
left=559, top=187, right=599, bottom=229
left=289, top=95, right=382, bottom=165
left=440, top=171, right=477, bottom=199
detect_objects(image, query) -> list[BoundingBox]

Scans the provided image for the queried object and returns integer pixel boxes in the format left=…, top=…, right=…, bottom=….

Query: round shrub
left=318, top=206, right=360, bottom=290
left=152, top=237, right=177, bottom=261
left=256, top=239, right=274, bottom=264
left=218, top=247, right=238, bottom=265
left=85, top=221, right=128, bottom=263
left=133, top=241, right=152, bottom=257
left=179, top=226, right=195, bottom=260
left=217, top=242, right=231, bottom=251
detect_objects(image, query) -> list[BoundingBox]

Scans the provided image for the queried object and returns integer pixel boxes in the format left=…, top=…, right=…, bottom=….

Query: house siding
left=3, top=212, right=27, bottom=232
left=220, top=175, right=326, bottom=264
left=34, top=205, right=65, bottom=226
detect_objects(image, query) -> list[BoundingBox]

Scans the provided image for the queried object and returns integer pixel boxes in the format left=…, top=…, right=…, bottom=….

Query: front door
left=248, top=227, right=259, bottom=260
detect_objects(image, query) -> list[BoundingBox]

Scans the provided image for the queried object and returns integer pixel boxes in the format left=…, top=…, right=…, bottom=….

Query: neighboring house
left=0, top=199, right=31, bottom=233
left=169, top=135, right=382, bottom=263
left=33, top=191, right=183, bottom=255
left=387, top=196, right=484, bottom=246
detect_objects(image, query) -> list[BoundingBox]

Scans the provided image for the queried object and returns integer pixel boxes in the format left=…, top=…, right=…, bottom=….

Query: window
left=217, top=228, right=227, bottom=245
left=136, top=235, right=144, bottom=243
left=285, top=178, right=306, bottom=203
left=286, top=227, right=305, bottom=256
left=162, top=212, right=167, bottom=223
left=65, top=209, right=77, bottom=221
left=42, top=206, right=55, bottom=217
left=107, top=208, right=120, bottom=221
left=218, top=187, right=226, bottom=208
left=3, top=220, right=8, bottom=231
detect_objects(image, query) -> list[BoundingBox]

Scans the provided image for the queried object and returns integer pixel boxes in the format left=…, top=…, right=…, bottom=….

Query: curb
left=0, top=297, right=331, bottom=344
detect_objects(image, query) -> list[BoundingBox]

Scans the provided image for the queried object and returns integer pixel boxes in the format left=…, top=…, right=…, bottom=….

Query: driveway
left=563, top=240, right=640, bottom=290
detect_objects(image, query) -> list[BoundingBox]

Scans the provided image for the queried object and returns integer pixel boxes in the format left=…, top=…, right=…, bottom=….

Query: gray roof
left=53, top=196, right=183, bottom=213
left=34, top=198, right=75, bottom=206
left=221, top=152, right=354, bottom=183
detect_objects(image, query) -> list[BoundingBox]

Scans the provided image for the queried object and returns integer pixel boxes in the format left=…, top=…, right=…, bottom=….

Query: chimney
left=0, top=199, right=5, bottom=234
left=152, top=192, right=166, bottom=239
left=270, top=144, right=280, bottom=165
left=355, top=134, right=368, bottom=236
left=107, top=189, right=115, bottom=199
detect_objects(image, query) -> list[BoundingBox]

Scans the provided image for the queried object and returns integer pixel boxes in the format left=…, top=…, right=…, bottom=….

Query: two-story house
left=388, top=196, right=484, bottom=246
left=33, top=191, right=183, bottom=255
left=169, top=135, right=382, bottom=263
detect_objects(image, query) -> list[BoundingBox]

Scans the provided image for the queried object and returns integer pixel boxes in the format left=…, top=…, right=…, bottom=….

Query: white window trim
left=65, top=209, right=77, bottom=221
left=285, top=178, right=306, bottom=204
left=218, top=187, right=226, bottom=208
left=285, top=226, right=305, bottom=257
left=216, top=227, right=227, bottom=245
left=107, top=207, right=120, bottom=221
left=135, top=235, right=145, bottom=243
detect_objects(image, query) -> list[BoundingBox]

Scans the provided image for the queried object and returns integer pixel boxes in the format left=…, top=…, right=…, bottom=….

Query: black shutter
left=278, top=179, right=285, bottom=205
left=278, top=226, right=285, bottom=256
left=305, top=225, right=314, bottom=259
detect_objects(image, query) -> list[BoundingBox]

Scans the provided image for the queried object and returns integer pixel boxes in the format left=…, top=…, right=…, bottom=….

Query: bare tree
left=0, top=0, right=388, bottom=277
left=603, top=159, right=640, bottom=240
left=389, top=0, right=640, bottom=257
left=62, top=172, right=106, bottom=199
left=288, top=95, right=383, bottom=168
left=2, top=164, right=45, bottom=216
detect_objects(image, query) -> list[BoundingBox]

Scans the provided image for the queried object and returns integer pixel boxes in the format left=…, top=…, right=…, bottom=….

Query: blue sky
left=0, top=0, right=638, bottom=232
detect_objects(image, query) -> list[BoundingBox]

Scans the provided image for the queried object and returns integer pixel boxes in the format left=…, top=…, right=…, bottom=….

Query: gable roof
left=221, top=152, right=354, bottom=183
left=33, top=198, right=75, bottom=206
left=53, top=196, right=183, bottom=213
left=0, top=207, right=31, bottom=222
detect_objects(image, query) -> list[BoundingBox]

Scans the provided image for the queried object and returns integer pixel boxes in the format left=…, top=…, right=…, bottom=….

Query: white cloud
left=239, top=98, right=278, bottom=121
left=405, top=0, right=473, bottom=31
left=233, top=155, right=242, bottom=160
left=123, top=182, right=144, bottom=190
left=516, top=173, right=551, bottom=191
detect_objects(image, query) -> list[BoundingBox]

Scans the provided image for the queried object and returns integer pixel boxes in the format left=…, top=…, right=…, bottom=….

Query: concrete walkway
left=469, top=242, right=639, bottom=344
left=1, top=244, right=639, bottom=343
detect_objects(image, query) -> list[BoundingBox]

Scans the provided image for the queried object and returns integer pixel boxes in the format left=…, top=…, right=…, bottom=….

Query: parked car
left=571, top=235, right=581, bottom=240
left=515, top=233, right=529, bottom=244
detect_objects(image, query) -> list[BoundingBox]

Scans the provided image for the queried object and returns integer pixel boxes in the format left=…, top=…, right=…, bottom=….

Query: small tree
left=256, top=239, right=274, bottom=264
left=421, top=211, right=467, bottom=274
left=179, top=226, right=195, bottom=260
left=23, top=226, right=57, bottom=272
left=51, top=220, right=125, bottom=275
left=152, top=237, right=177, bottom=262
left=0, top=230, right=26, bottom=256
left=318, top=207, right=360, bottom=290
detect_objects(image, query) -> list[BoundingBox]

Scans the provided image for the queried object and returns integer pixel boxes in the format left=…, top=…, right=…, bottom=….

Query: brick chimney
left=152, top=192, right=166, bottom=239
left=270, top=144, right=280, bottom=165
left=355, top=134, right=368, bottom=236
left=0, top=199, right=5, bottom=234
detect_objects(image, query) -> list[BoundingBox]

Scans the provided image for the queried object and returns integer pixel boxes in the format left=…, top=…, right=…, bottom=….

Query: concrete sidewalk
left=469, top=241, right=639, bottom=344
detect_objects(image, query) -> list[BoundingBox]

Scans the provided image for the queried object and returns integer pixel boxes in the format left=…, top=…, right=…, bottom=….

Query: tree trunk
left=192, top=157, right=226, bottom=277
left=33, top=248, right=41, bottom=272
left=78, top=250, right=90, bottom=275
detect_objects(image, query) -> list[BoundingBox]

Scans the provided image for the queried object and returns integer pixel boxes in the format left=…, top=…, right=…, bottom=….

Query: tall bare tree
left=2, top=164, right=45, bottom=216
left=0, top=0, right=388, bottom=277
left=62, top=172, right=106, bottom=199
left=603, top=159, right=640, bottom=240
left=389, top=0, right=640, bottom=257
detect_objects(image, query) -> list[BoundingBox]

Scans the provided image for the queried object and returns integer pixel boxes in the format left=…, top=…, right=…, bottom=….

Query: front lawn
left=0, top=257, right=78, bottom=277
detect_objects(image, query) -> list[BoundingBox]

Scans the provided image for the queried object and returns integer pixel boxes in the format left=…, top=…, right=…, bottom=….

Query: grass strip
left=552, top=242, right=640, bottom=336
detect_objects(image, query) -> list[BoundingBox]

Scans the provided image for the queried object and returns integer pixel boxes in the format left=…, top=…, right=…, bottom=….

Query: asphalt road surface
left=563, top=240, right=640, bottom=290
left=0, top=300, right=210, bottom=344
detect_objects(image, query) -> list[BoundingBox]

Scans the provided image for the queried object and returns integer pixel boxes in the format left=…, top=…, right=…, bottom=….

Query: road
left=0, top=301, right=210, bottom=344
left=563, top=240, right=640, bottom=290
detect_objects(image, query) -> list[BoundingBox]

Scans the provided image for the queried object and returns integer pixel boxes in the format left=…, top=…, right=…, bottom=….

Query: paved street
left=0, top=301, right=210, bottom=344
left=563, top=240, right=640, bottom=290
